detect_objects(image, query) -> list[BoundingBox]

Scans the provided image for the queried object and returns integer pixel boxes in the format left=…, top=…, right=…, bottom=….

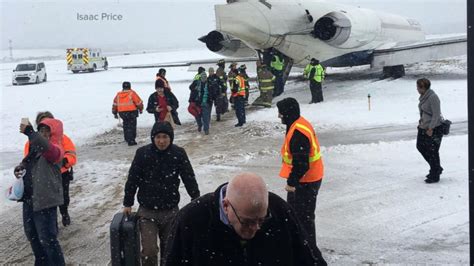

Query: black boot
left=62, top=214, right=71, bottom=226
left=60, top=206, right=71, bottom=226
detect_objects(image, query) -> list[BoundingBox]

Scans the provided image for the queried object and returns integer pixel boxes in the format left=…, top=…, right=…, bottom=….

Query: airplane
left=120, top=0, right=466, bottom=81
left=198, top=0, right=466, bottom=79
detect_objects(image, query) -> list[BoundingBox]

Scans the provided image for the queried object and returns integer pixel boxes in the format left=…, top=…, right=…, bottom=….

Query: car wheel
left=35, top=77, right=39, bottom=84
left=72, top=70, right=79, bottom=74
left=43, top=74, right=47, bottom=82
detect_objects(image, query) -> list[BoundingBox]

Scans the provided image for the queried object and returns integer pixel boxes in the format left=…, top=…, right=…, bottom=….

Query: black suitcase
left=110, top=212, right=141, bottom=266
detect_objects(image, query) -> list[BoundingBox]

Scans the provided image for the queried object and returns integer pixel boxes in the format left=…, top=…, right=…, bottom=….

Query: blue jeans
left=23, top=202, right=65, bottom=266
left=196, top=103, right=211, bottom=133
left=201, top=103, right=211, bottom=133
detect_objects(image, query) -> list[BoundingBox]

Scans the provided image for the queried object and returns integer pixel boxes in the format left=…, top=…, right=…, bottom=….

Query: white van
left=12, top=62, right=47, bottom=85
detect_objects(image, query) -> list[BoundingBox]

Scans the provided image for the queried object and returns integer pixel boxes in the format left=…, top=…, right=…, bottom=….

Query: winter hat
left=151, top=121, right=174, bottom=144
left=198, top=67, right=206, bottom=74
left=123, top=81, right=131, bottom=90
left=158, top=68, right=166, bottom=75
left=277, top=97, right=301, bottom=126
left=155, top=79, right=166, bottom=89
left=208, top=67, right=215, bottom=74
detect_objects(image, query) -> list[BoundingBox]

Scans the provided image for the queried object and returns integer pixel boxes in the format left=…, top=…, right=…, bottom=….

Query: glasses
left=228, top=201, right=272, bottom=228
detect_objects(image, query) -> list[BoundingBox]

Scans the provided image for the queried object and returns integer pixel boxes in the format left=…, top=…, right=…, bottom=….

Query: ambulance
left=66, top=48, right=108, bottom=73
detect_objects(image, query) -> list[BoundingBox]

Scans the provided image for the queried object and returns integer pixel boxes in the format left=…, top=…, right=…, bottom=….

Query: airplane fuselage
left=213, top=0, right=425, bottom=67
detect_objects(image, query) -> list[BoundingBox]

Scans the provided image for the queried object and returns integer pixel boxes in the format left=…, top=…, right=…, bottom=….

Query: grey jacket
left=21, top=118, right=64, bottom=212
left=418, top=89, right=442, bottom=130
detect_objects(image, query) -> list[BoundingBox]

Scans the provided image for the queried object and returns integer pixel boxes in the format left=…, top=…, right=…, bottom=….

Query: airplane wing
left=112, top=57, right=258, bottom=70
left=371, top=34, right=467, bottom=68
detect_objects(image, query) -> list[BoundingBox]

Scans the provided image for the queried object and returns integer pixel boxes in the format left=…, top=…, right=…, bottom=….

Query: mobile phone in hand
left=21, top=117, right=30, bottom=126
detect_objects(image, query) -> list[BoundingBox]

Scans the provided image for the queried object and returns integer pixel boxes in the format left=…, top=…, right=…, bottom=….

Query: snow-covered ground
left=0, top=49, right=468, bottom=264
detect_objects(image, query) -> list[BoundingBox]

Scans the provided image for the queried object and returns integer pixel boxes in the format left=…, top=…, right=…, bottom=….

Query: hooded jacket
left=277, top=98, right=312, bottom=187
left=123, top=122, right=200, bottom=210
left=165, top=183, right=326, bottom=266
left=20, top=118, right=64, bottom=211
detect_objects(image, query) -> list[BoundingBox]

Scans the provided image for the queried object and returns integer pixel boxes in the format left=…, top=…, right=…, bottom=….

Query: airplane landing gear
left=382, top=65, right=405, bottom=79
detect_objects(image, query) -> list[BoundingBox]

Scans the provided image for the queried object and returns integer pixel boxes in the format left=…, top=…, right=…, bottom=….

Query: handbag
left=187, top=102, right=202, bottom=118
left=441, top=119, right=452, bottom=135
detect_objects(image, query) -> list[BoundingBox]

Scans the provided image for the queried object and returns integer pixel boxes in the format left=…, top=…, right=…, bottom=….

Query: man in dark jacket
left=216, top=59, right=229, bottom=115
left=165, top=173, right=326, bottom=266
left=147, top=80, right=181, bottom=125
left=277, top=97, right=325, bottom=260
left=207, top=67, right=226, bottom=121
left=123, top=121, right=200, bottom=266
left=15, top=118, right=66, bottom=265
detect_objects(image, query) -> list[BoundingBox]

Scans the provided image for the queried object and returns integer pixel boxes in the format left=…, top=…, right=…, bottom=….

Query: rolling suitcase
left=110, top=212, right=141, bottom=266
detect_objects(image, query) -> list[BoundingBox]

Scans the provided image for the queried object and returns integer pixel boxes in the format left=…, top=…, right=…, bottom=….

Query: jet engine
left=312, top=11, right=380, bottom=49
left=198, top=30, right=256, bottom=58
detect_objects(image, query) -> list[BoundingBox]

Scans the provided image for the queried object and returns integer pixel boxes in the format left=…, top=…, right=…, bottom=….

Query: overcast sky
left=0, top=0, right=466, bottom=51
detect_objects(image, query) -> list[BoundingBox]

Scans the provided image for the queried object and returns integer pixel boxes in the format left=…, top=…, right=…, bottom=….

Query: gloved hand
left=21, top=125, right=34, bottom=136
left=14, top=165, right=26, bottom=178
left=114, top=114, right=118, bottom=119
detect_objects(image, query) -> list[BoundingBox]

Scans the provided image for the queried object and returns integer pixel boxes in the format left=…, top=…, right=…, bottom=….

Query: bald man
left=165, top=173, right=326, bottom=266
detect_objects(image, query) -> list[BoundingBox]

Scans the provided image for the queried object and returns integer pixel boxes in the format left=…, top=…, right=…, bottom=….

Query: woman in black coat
left=147, top=80, right=181, bottom=125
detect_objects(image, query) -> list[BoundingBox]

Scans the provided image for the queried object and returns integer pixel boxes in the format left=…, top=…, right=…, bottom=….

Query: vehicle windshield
left=15, top=64, right=36, bottom=71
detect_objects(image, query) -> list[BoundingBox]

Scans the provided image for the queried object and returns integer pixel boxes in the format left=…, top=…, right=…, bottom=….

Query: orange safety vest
left=24, top=134, right=77, bottom=174
left=280, top=116, right=324, bottom=182
left=232, top=76, right=246, bottom=97
left=156, top=76, right=171, bottom=91
left=113, top=90, right=143, bottom=113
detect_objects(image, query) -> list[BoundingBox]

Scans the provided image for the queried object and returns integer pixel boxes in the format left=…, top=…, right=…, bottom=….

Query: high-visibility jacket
left=112, top=89, right=143, bottom=113
left=271, top=55, right=284, bottom=71
left=232, top=75, right=246, bottom=97
left=257, top=68, right=274, bottom=91
left=156, top=75, right=171, bottom=91
left=280, top=116, right=324, bottom=183
left=306, top=64, right=325, bottom=83
left=303, top=64, right=312, bottom=79
left=24, top=134, right=77, bottom=174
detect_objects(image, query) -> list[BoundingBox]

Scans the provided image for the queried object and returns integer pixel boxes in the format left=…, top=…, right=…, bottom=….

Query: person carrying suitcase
left=122, top=121, right=201, bottom=266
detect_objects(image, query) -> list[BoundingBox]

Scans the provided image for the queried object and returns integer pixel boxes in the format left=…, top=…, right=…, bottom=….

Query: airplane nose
left=215, top=2, right=271, bottom=48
